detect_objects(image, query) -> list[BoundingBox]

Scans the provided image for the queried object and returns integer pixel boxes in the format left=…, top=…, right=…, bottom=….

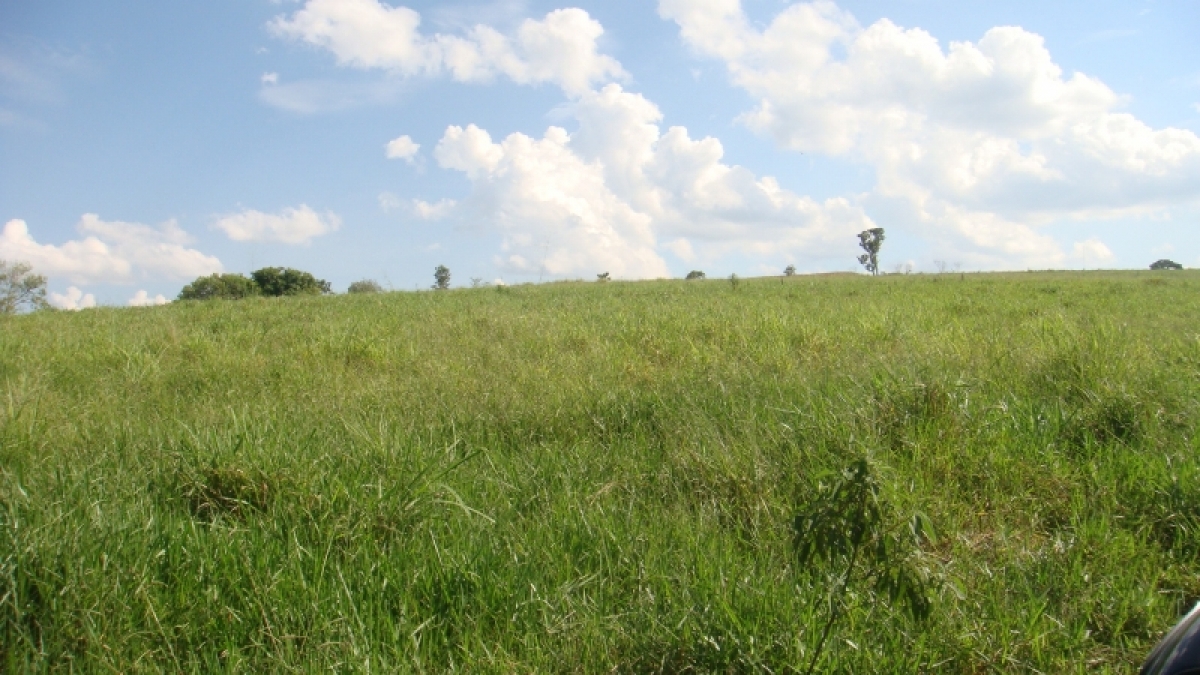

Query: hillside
left=2, top=271, right=1199, bottom=672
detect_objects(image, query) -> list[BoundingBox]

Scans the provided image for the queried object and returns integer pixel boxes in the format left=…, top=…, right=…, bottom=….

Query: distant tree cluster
left=347, top=279, right=383, bottom=294
left=178, top=267, right=332, bottom=301
left=1150, top=259, right=1183, bottom=271
left=685, top=270, right=706, bottom=280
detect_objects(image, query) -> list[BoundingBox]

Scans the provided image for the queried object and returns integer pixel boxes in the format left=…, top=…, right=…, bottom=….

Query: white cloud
left=48, top=286, right=95, bottom=311
left=129, top=290, right=169, bottom=306
left=664, top=237, right=695, bottom=262
left=412, top=198, right=457, bottom=219
left=430, top=84, right=875, bottom=278
left=258, top=78, right=405, bottom=114
left=378, top=191, right=404, bottom=211
left=1072, top=238, right=1116, bottom=265
left=0, top=216, right=221, bottom=285
left=269, top=1, right=625, bottom=96
left=261, top=71, right=279, bottom=85
left=659, top=0, right=1200, bottom=266
left=385, top=134, right=420, bottom=161
left=213, top=205, right=340, bottom=245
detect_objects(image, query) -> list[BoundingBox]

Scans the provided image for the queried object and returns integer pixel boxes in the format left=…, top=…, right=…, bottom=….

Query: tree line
left=2, top=236, right=1191, bottom=314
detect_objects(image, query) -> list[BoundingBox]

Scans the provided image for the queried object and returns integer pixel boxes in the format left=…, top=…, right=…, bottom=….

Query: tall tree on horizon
left=857, top=228, right=885, bottom=276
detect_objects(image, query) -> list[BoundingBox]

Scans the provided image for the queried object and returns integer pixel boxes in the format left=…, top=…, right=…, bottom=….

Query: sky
left=1, top=0, right=1199, bottom=308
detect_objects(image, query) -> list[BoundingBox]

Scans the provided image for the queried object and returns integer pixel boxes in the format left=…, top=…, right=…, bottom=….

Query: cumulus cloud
left=269, top=0, right=625, bottom=96
left=129, top=290, right=169, bottom=306
left=385, top=134, right=420, bottom=161
left=213, top=205, right=341, bottom=245
left=0, top=216, right=221, bottom=285
left=1072, top=238, right=1116, bottom=265
left=659, top=0, right=1200, bottom=266
left=48, top=286, right=95, bottom=311
left=430, top=83, right=876, bottom=278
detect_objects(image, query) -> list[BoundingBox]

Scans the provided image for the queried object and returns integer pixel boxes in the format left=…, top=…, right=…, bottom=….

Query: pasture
left=2, top=271, right=1198, bottom=672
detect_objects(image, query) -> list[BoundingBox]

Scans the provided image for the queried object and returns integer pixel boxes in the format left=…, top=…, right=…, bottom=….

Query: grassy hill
left=2, top=271, right=1199, bottom=672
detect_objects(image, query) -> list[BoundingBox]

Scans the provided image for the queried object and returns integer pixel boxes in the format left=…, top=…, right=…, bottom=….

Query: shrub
left=347, top=279, right=383, bottom=294
left=685, top=270, right=706, bottom=280
left=794, top=459, right=934, bottom=674
left=251, top=267, right=332, bottom=296
left=177, top=273, right=260, bottom=301
left=1150, top=259, right=1183, bottom=271
left=597, top=272, right=611, bottom=282
left=784, top=265, right=796, bottom=276
left=0, top=259, right=49, bottom=314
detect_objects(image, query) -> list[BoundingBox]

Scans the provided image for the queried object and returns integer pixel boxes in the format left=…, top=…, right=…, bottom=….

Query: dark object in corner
left=1141, top=602, right=1200, bottom=675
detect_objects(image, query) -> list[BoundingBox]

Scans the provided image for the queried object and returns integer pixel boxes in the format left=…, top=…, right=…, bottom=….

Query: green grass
left=2, top=271, right=1199, bottom=672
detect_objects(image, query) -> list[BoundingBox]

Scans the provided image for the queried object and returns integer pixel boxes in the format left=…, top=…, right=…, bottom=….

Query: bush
left=597, top=272, right=611, bottom=282
left=0, top=259, right=49, bottom=314
left=177, top=273, right=260, bottom=301
left=347, top=279, right=383, bottom=294
left=686, top=270, right=706, bottom=280
left=251, top=267, right=332, bottom=296
left=784, top=265, right=796, bottom=276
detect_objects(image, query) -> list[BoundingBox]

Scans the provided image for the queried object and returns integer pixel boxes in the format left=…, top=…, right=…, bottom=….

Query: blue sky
left=2, top=0, right=1198, bottom=307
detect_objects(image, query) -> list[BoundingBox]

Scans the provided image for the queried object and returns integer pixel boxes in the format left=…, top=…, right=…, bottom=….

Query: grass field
left=2, top=271, right=1199, bottom=672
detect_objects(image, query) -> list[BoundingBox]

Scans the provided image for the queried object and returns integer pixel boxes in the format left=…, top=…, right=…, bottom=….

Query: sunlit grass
left=2, top=270, right=1198, bottom=671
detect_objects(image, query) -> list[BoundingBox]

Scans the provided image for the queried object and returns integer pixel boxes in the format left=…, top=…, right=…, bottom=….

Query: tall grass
left=2, top=271, right=1198, bottom=672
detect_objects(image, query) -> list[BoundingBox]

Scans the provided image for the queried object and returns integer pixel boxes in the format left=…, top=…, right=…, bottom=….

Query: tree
left=251, top=267, right=331, bottom=296
left=685, top=270, right=706, bottom=280
left=784, top=265, right=797, bottom=277
left=347, top=279, right=383, bottom=294
left=0, top=260, right=49, bottom=314
left=857, top=228, right=885, bottom=276
left=596, top=272, right=610, bottom=282
left=1150, top=259, right=1183, bottom=271
left=432, top=265, right=451, bottom=290
left=178, top=273, right=260, bottom=301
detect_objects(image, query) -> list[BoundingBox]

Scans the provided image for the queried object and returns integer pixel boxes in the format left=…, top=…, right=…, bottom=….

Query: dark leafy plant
left=433, top=265, right=451, bottom=290
left=686, top=270, right=706, bottom=280
left=251, top=267, right=332, bottom=296
left=793, top=458, right=934, bottom=675
left=857, top=228, right=885, bottom=276
left=177, top=273, right=260, bottom=301
left=0, top=260, right=49, bottom=314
